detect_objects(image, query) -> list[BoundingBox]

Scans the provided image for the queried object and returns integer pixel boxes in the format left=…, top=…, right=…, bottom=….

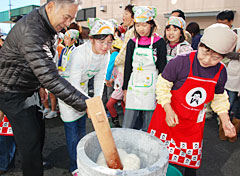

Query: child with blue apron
left=58, top=29, right=79, bottom=77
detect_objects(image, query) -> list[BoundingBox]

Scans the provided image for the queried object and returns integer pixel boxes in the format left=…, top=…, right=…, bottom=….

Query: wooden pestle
left=86, top=96, right=123, bottom=170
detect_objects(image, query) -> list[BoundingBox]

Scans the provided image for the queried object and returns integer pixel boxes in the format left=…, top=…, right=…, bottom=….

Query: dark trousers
left=227, top=90, right=240, bottom=119
left=185, top=167, right=197, bottom=176
left=0, top=91, right=45, bottom=176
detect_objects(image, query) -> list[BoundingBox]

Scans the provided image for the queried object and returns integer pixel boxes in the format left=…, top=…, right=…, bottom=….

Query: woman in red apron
left=148, top=23, right=237, bottom=176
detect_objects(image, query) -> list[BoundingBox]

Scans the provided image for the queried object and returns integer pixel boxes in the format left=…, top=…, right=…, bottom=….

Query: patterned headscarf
left=108, top=19, right=119, bottom=29
left=87, top=18, right=115, bottom=36
left=166, top=16, right=186, bottom=30
left=133, top=6, right=157, bottom=23
left=64, top=29, right=79, bottom=40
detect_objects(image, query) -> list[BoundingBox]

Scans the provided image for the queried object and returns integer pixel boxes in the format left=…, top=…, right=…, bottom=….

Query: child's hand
left=39, top=87, right=48, bottom=103
left=166, top=110, right=179, bottom=127
left=105, top=80, right=112, bottom=87
left=223, top=120, right=236, bottom=138
left=110, top=79, right=114, bottom=84
left=219, top=113, right=236, bottom=138
left=163, top=103, right=179, bottom=127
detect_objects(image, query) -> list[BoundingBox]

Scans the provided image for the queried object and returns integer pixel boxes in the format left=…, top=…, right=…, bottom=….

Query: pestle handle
left=86, top=96, right=123, bottom=170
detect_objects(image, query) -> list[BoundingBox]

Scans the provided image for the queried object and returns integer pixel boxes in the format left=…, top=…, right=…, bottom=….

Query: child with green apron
left=122, top=6, right=167, bottom=131
left=58, top=18, right=115, bottom=176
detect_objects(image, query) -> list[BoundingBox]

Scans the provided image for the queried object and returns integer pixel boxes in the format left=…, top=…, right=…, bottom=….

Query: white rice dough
left=96, top=148, right=140, bottom=170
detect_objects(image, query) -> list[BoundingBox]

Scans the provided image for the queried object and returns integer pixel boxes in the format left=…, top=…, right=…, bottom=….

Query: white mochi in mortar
left=96, top=148, right=140, bottom=170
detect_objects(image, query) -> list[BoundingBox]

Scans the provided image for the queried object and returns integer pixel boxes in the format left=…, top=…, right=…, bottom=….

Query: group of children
left=102, top=6, right=237, bottom=176
left=0, top=5, right=239, bottom=176
left=100, top=6, right=236, bottom=176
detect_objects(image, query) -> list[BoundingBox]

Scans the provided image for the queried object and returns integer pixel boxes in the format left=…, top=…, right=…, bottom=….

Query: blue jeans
left=64, top=115, right=86, bottom=172
left=0, top=135, right=16, bottom=171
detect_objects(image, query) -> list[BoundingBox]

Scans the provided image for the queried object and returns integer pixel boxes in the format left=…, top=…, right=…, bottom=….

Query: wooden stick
left=86, top=96, right=123, bottom=170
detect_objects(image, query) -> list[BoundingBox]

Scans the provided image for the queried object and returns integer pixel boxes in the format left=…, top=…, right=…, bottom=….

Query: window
left=76, top=7, right=96, bottom=22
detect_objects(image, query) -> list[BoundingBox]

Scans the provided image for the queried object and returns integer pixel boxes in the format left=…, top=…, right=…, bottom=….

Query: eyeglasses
left=199, top=46, right=223, bottom=60
left=95, top=39, right=113, bottom=47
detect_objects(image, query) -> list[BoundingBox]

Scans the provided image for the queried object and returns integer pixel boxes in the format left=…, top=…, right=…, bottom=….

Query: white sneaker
left=45, top=111, right=57, bottom=119
left=72, top=169, right=79, bottom=176
left=43, top=108, right=50, bottom=116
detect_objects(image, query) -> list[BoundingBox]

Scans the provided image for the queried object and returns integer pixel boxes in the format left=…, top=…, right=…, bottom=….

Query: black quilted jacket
left=0, top=5, right=88, bottom=112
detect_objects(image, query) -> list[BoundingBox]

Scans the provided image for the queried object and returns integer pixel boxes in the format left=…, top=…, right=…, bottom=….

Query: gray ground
left=2, top=106, right=240, bottom=176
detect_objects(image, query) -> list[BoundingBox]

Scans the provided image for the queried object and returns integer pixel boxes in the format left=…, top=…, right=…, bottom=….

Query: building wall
left=40, top=0, right=240, bottom=35
left=40, top=0, right=46, bottom=5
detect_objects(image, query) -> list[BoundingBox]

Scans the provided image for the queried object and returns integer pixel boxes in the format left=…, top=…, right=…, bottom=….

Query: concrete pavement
left=3, top=109, right=240, bottom=176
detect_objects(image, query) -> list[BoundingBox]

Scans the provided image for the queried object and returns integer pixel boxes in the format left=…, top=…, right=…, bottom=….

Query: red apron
left=0, top=116, right=13, bottom=136
left=148, top=51, right=224, bottom=169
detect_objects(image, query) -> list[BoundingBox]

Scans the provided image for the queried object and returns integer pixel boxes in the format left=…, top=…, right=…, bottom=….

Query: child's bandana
left=133, top=6, right=157, bottom=23
left=88, top=18, right=115, bottom=36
